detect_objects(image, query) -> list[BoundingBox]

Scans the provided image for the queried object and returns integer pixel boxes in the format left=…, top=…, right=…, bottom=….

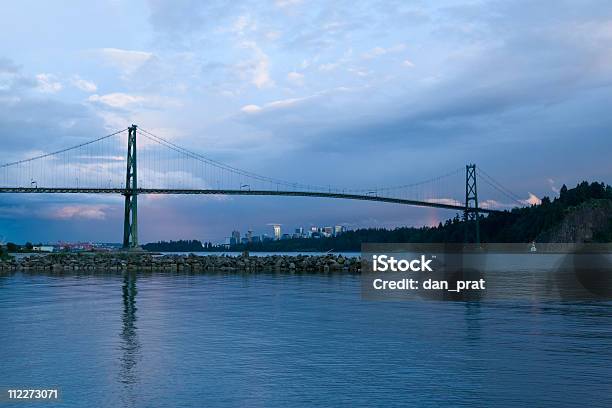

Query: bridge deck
left=0, top=187, right=502, bottom=214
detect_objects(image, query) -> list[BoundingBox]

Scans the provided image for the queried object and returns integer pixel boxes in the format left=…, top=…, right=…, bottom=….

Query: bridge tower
left=122, top=125, right=139, bottom=249
left=464, top=163, right=480, bottom=244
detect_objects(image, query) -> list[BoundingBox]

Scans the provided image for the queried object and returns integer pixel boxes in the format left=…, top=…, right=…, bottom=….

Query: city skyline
left=228, top=223, right=348, bottom=245
left=1, top=1, right=612, bottom=243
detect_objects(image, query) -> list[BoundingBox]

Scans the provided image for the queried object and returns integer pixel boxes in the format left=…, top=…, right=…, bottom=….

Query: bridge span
left=0, top=125, right=523, bottom=247
left=0, top=187, right=503, bottom=214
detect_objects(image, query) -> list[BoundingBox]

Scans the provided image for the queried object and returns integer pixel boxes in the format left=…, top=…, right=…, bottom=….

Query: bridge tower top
left=464, top=163, right=480, bottom=244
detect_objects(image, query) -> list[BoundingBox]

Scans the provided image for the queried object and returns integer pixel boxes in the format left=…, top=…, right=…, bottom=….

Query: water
left=1, top=270, right=612, bottom=407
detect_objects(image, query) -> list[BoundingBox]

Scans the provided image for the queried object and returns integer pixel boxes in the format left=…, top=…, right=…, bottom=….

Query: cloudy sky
left=1, top=0, right=612, bottom=244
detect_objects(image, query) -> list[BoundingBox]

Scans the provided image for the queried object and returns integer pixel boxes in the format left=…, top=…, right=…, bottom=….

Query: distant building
left=334, top=225, right=345, bottom=236
left=240, top=237, right=249, bottom=244
left=323, top=226, right=333, bottom=237
left=230, top=230, right=240, bottom=246
left=295, top=227, right=304, bottom=235
left=58, top=242, right=93, bottom=252
left=281, top=233, right=291, bottom=240
left=272, top=224, right=281, bottom=240
left=246, top=230, right=253, bottom=243
left=251, top=236, right=261, bottom=243
left=33, top=245, right=54, bottom=253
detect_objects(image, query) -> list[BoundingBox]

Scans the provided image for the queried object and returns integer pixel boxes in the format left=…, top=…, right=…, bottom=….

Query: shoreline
left=0, top=252, right=361, bottom=273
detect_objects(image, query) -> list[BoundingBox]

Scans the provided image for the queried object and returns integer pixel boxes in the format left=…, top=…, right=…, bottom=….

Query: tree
left=6, top=242, right=18, bottom=252
left=559, top=184, right=568, bottom=200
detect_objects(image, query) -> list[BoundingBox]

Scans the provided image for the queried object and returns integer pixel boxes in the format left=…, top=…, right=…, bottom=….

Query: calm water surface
left=1, top=270, right=611, bottom=407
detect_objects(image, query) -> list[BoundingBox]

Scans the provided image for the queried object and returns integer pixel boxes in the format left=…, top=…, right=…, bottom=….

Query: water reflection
left=464, top=301, right=482, bottom=342
left=119, top=272, right=140, bottom=405
left=3, top=269, right=612, bottom=407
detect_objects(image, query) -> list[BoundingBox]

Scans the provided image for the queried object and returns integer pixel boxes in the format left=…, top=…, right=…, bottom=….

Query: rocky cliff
left=537, top=199, right=612, bottom=243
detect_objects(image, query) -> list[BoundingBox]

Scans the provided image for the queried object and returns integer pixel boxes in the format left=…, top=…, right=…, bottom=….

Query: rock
left=11, top=252, right=361, bottom=273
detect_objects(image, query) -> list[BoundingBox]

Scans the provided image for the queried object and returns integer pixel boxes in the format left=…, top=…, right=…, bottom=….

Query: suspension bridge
left=0, top=125, right=525, bottom=248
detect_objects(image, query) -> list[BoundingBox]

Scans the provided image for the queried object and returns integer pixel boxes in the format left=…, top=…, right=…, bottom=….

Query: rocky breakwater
left=0, top=253, right=361, bottom=273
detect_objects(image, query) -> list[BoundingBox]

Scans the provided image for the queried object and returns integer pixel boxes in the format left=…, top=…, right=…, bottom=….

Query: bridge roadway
left=0, top=187, right=503, bottom=214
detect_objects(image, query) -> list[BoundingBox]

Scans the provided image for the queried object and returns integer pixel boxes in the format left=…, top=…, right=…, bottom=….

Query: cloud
left=237, top=41, right=273, bottom=88
left=318, top=62, right=339, bottom=72
left=229, top=14, right=257, bottom=35
left=41, top=205, right=109, bottom=220
left=266, top=31, right=281, bottom=41
left=287, top=71, right=304, bottom=85
left=361, top=44, right=406, bottom=60
left=87, top=92, right=181, bottom=109
left=71, top=76, right=97, bottom=92
left=479, top=199, right=515, bottom=209
left=0, top=58, right=107, bottom=161
left=240, top=94, right=317, bottom=115
left=402, top=59, right=415, bottom=68
left=35, top=74, right=62, bottom=93
left=241, top=104, right=262, bottom=113
left=547, top=178, right=560, bottom=194
left=522, top=193, right=542, bottom=206
left=92, top=48, right=153, bottom=77
left=275, top=0, right=303, bottom=7
left=0, top=205, right=27, bottom=219
left=35, top=204, right=110, bottom=220
left=425, top=198, right=462, bottom=206
left=0, top=57, right=20, bottom=73
left=88, top=93, right=145, bottom=108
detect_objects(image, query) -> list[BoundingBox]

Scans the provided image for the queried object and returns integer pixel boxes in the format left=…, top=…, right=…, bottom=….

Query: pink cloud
left=425, top=198, right=462, bottom=206
left=523, top=192, right=542, bottom=206
left=41, top=205, right=109, bottom=220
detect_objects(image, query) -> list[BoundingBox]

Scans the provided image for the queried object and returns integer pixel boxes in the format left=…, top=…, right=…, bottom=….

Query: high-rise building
left=230, top=230, right=240, bottom=245
left=334, top=225, right=345, bottom=236
left=323, top=226, right=333, bottom=237
left=246, top=230, right=253, bottom=243
left=272, top=224, right=281, bottom=240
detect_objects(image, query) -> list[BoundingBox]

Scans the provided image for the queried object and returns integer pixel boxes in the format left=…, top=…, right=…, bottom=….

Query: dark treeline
left=142, top=240, right=225, bottom=252
left=141, top=182, right=612, bottom=252
left=2, top=242, right=38, bottom=254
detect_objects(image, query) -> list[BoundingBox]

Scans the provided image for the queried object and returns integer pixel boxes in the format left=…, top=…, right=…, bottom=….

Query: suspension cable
left=477, top=167, right=525, bottom=205
left=0, top=128, right=128, bottom=168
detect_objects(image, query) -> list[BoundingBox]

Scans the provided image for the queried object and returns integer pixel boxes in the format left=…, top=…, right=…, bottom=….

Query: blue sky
left=1, top=0, right=612, bottom=243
